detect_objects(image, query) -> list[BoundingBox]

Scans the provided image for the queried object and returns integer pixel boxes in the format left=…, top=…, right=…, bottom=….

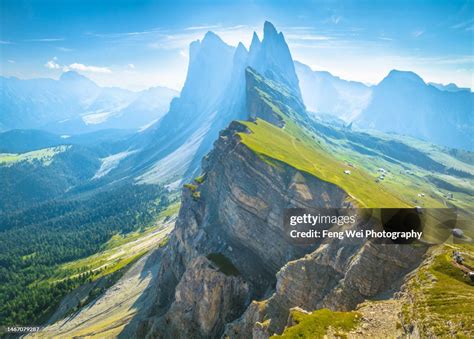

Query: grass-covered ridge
left=239, top=119, right=408, bottom=208
left=241, top=67, right=473, bottom=212
left=402, top=244, right=474, bottom=337
left=271, top=308, right=361, bottom=338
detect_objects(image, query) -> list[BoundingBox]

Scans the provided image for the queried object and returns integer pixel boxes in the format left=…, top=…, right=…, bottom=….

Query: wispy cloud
left=147, top=24, right=258, bottom=50
left=89, top=28, right=161, bottom=39
left=8, top=60, right=15, bottom=63
left=26, top=38, right=65, bottom=42
left=57, top=47, right=74, bottom=52
left=412, top=30, right=424, bottom=38
left=286, top=33, right=332, bottom=41
left=451, top=19, right=474, bottom=31
left=184, top=25, right=220, bottom=31
left=0, top=40, right=12, bottom=44
left=331, top=15, right=342, bottom=25
left=88, top=24, right=260, bottom=52
left=147, top=33, right=201, bottom=50
left=128, top=63, right=135, bottom=69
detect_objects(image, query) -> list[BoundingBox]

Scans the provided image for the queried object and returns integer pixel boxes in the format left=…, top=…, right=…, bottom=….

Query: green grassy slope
left=240, top=119, right=408, bottom=208
left=240, top=67, right=474, bottom=211
left=0, top=145, right=70, bottom=165
left=0, top=144, right=101, bottom=210
left=240, top=68, right=473, bottom=337
left=271, top=308, right=361, bottom=338
left=51, top=202, right=178, bottom=284
left=402, top=244, right=474, bottom=337
left=0, top=183, right=174, bottom=326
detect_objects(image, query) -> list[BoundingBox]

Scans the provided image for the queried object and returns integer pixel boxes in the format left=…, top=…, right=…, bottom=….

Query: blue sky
left=1, top=0, right=473, bottom=90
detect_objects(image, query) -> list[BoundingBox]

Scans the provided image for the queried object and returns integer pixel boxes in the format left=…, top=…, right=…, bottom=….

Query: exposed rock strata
left=140, top=120, right=354, bottom=338
left=139, top=120, right=427, bottom=338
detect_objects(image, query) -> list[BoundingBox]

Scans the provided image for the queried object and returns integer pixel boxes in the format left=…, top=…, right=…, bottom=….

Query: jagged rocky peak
left=181, top=21, right=301, bottom=108
left=248, top=21, right=302, bottom=98
left=201, top=30, right=227, bottom=48
left=234, top=42, right=249, bottom=61
left=248, top=31, right=261, bottom=61
left=180, top=30, right=235, bottom=106
left=228, top=43, right=249, bottom=82
left=263, top=20, right=278, bottom=36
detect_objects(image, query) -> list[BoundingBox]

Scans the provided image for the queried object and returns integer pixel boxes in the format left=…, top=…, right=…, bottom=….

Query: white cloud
left=45, top=57, right=61, bottom=69
left=179, top=50, right=188, bottom=58
left=412, top=30, right=424, bottom=38
left=65, top=63, right=112, bottom=73
left=44, top=57, right=112, bottom=73
left=128, top=63, right=135, bottom=69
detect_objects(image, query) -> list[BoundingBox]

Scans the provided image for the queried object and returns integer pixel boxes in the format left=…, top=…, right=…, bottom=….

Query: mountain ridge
left=104, top=21, right=303, bottom=186
left=0, top=72, right=178, bottom=133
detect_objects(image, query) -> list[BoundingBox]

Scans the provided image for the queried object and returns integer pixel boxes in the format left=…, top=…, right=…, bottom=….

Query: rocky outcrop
left=149, top=256, right=249, bottom=338
left=139, top=119, right=354, bottom=338
left=258, top=241, right=426, bottom=335
left=223, top=229, right=426, bottom=338
left=136, top=113, right=428, bottom=338
left=136, top=57, right=428, bottom=339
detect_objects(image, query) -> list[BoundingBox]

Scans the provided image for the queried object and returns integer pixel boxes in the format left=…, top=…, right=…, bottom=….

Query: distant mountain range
left=296, top=63, right=473, bottom=150
left=428, top=82, right=471, bottom=93
left=0, top=71, right=178, bottom=133
left=1, top=23, right=472, bottom=155
left=295, top=61, right=372, bottom=121
left=356, top=70, right=473, bottom=150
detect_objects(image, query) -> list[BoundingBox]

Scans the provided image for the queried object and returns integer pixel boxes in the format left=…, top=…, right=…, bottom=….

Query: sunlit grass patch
left=402, top=244, right=474, bottom=337
left=239, top=119, right=408, bottom=208
left=272, top=308, right=361, bottom=338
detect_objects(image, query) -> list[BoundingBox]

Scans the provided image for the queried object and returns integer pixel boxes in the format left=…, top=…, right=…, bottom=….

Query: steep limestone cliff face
left=136, top=66, right=429, bottom=338
left=140, top=120, right=354, bottom=338
left=152, top=256, right=249, bottom=338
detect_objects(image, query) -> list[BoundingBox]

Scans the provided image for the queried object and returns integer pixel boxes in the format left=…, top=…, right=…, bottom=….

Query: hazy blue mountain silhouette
left=356, top=70, right=473, bottom=150
left=111, top=21, right=303, bottom=185
left=0, top=71, right=177, bottom=133
left=295, top=61, right=371, bottom=121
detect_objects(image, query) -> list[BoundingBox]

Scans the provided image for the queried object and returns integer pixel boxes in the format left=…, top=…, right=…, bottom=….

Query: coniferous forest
left=0, top=183, right=168, bottom=325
